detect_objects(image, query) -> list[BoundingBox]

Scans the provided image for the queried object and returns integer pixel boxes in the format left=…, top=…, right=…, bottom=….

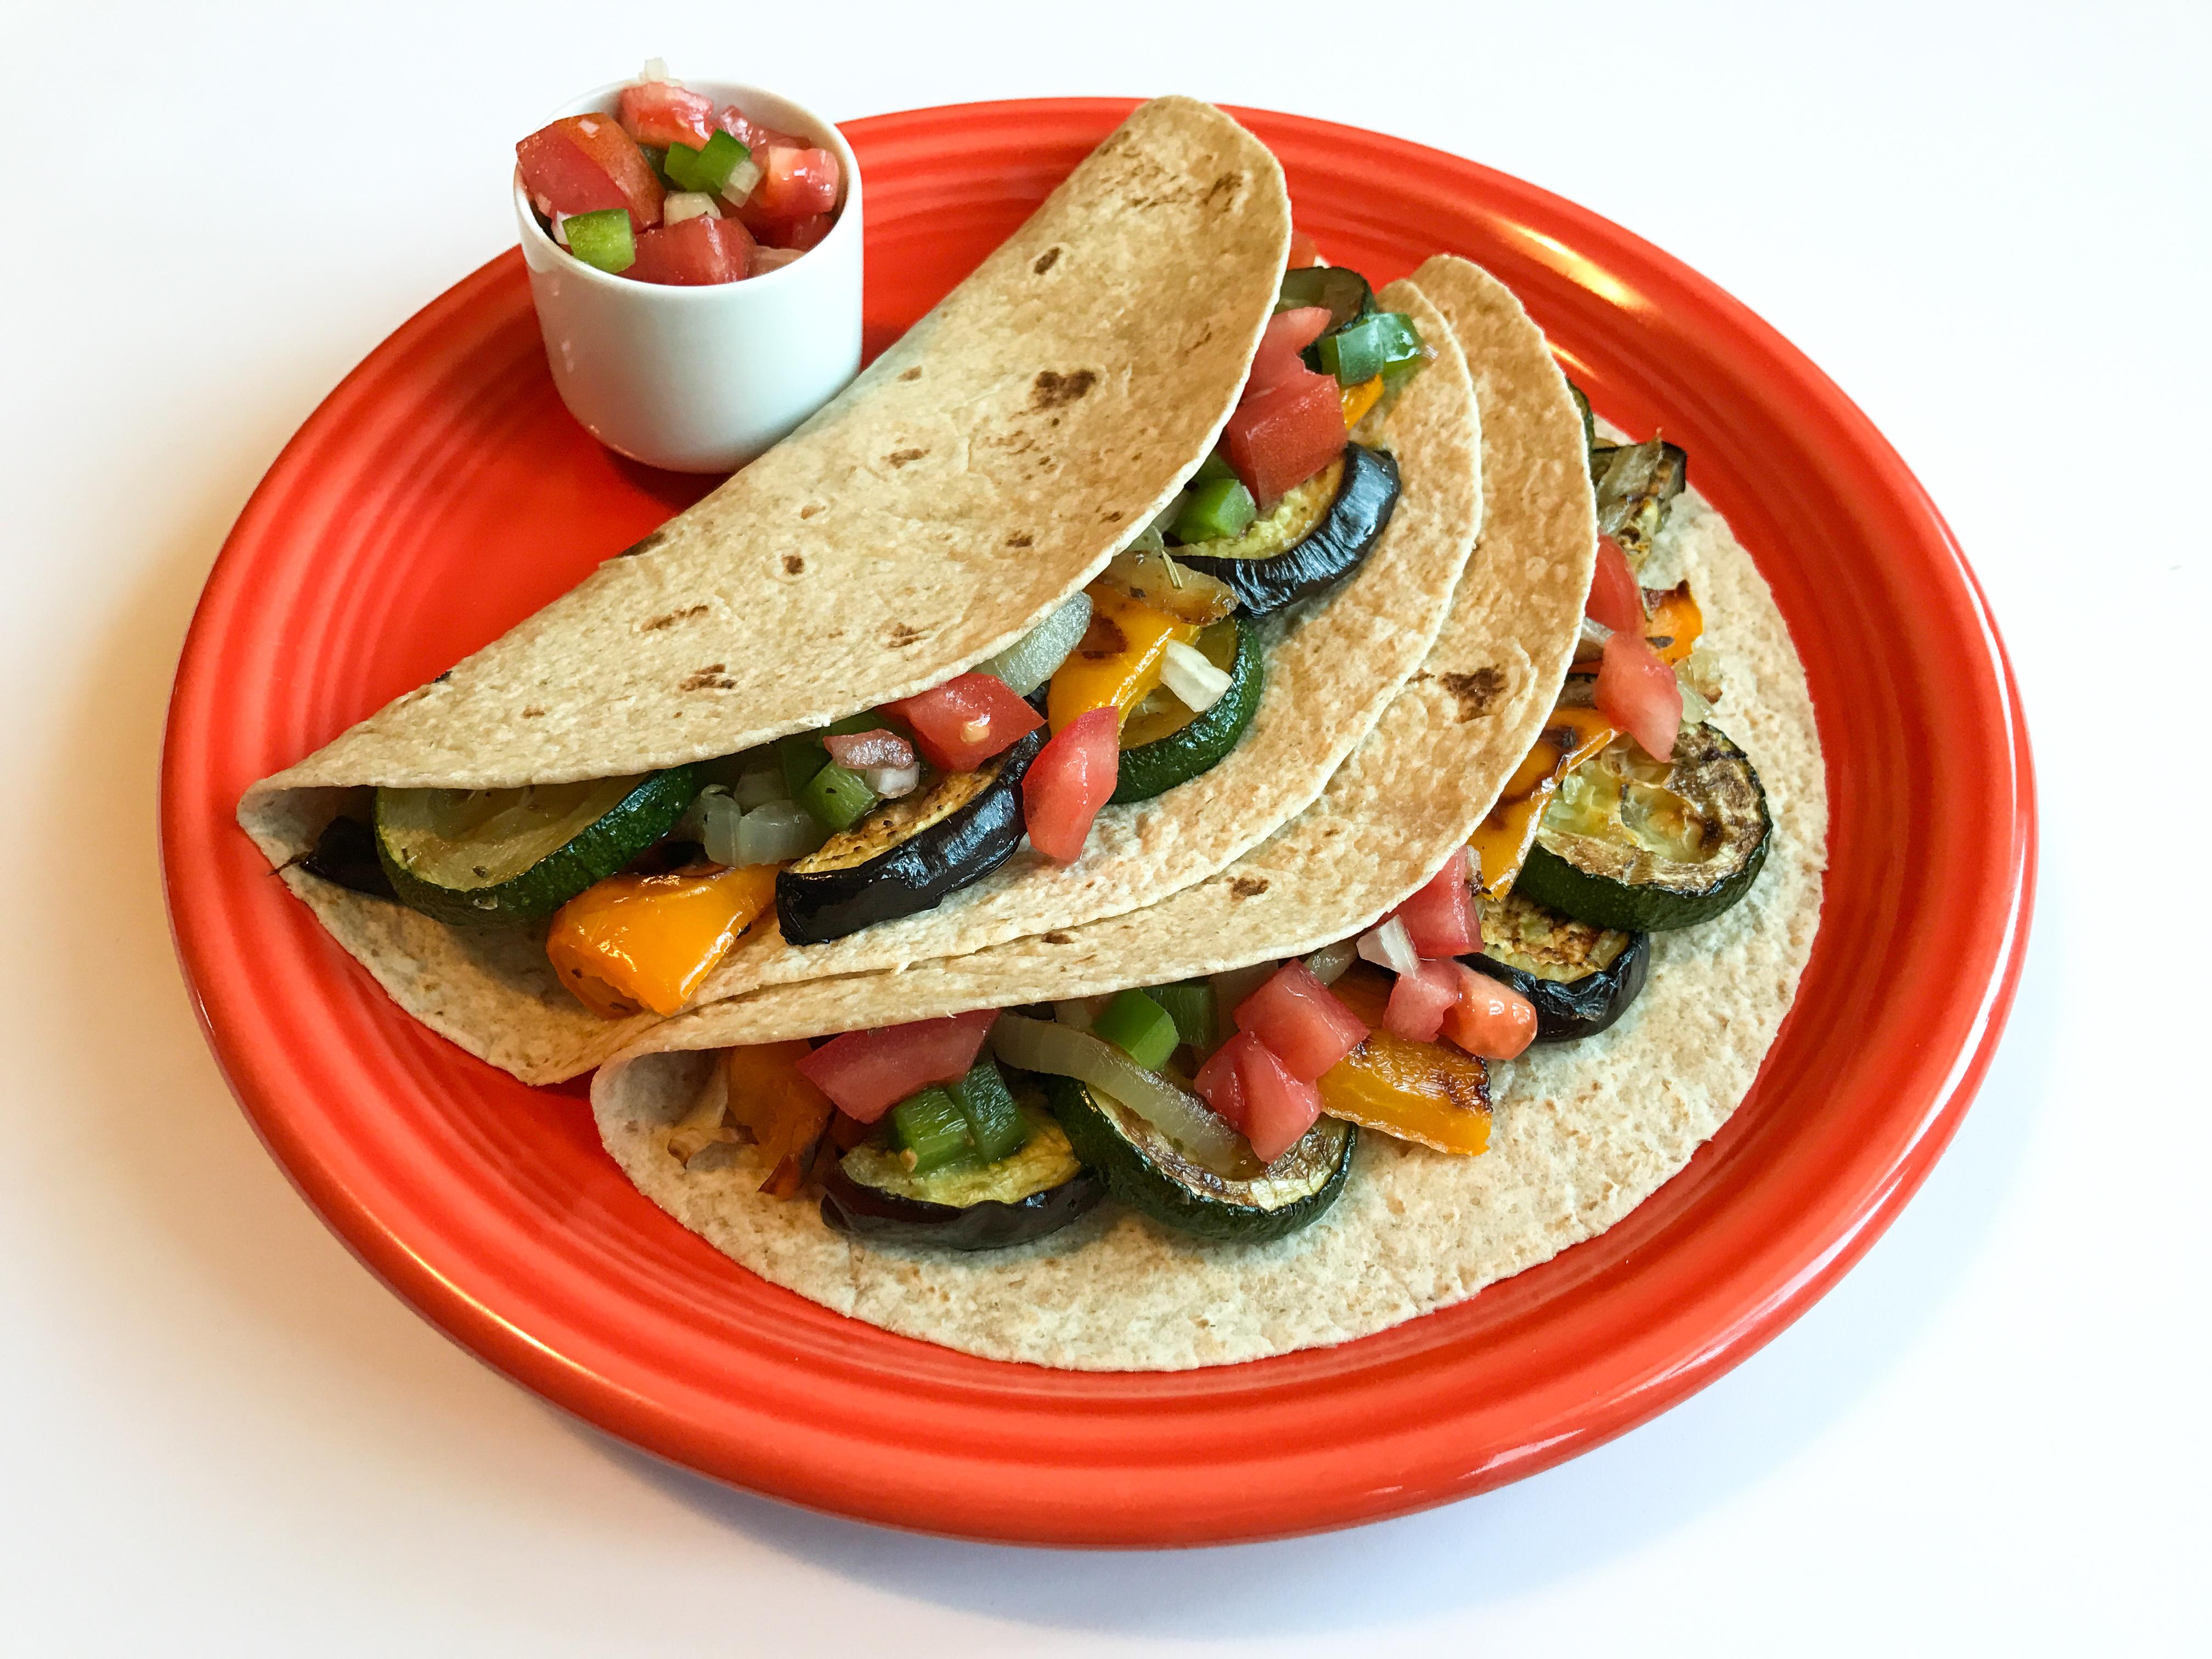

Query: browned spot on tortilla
left=1075, top=613, right=1127, bottom=659
left=1031, top=246, right=1061, bottom=275
left=1440, top=667, right=1508, bottom=721
left=521, top=706, right=546, bottom=719
left=680, top=665, right=737, bottom=692
left=1006, top=532, right=1034, bottom=549
left=1204, top=171, right=1244, bottom=207
left=1042, top=932, right=1074, bottom=945
left=887, top=447, right=927, bottom=467
left=1099, top=509, right=1122, bottom=523
left=1229, top=876, right=1269, bottom=900
left=798, top=502, right=824, bottom=518
left=1031, top=369, right=1096, bottom=410
left=898, top=366, right=922, bottom=381
left=782, top=555, right=805, bottom=574
left=641, top=603, right=709, bottom=633
left=885, top=622, right=925, bottom=648
left=617, top=529, right=667, bottom=558
left=1410, top=670, right=1433, bottom=683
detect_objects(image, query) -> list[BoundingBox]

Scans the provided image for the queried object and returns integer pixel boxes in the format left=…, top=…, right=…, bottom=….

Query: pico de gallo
left=516, top=61, right=844, bottom=285
left=297, top=242, right=1437, bottom=1022
left=645, top=407, right=1778, bottom=1255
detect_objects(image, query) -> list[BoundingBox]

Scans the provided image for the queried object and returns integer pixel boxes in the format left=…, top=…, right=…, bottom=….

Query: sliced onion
left=981, top=592, right=1092, bottom=696
left=823, top=729, right=915, bottom=770
left=1053, top=996, right=1105, bottom=1031
left=1302, top=939, right=1357, bottom=985
left=663, top=191, right=721, bottom=225
left=859, top=763, right=920, bottom=798
left=1160, top=639, right=1232, bottom=713
left=734, top=799, right=825, bottom=866
left=1357, top=915, right=1420, bottom=977
left=1578, top=616, right=1613, bottom=652
left=719, top=156, right=764, bottom=207
left=678, top=785, right=740, bottom=859
left=991, top=1014, right=1246, bottom=1174
left=734, top=766, right=786, bottom=809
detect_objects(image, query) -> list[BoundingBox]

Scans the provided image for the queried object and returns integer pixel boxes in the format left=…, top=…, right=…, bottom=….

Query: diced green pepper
left=563, top=209, right=635, bottom=274
left=665, top=130, right=748, bottom=195
left=1173, top=477, right=1258, bottom=543
left=1092, top=990, right=1180, bottom=1073
left=891, top=1086, right=976, bottom=1174
left=778, top=713, right=893, bottom=805
left=797, top=760, right=877, bottom=831
left=1318, top=311, right=1426, bottom=387
left=1192, top=449, right=1239, bottom=487
left=952, top=1059, right=1029, bottom=1164
left=1147, top=980, right=1217, bottom=1057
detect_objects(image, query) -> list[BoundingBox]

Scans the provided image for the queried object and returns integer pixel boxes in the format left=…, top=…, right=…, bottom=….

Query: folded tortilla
left=239, top=98, right=1341, bottom=1082
left=586, top=256, right=1821, bottom=1374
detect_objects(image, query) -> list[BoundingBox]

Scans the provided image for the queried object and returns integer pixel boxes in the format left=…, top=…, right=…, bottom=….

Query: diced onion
left=719, top=157, right=764, bottom=206
left=678, top=785, right=739, bottom=858
left=550, top=211, right=570, bottom=247
left=734, top=767, right=786, bottom=809
left=980, top=592, right=1093, bottom=696
left=1160, top=639, right=1232, bottom=713
left=991, top=1014, right=1245, bottom=1174
left=1302, top=939, right=1357, bottom=985
left=734, top=799, right=826, bottom=866
left=823, top=730, right=915, bottom=770
left=1357, top=916, right=1420, bottom=977
left=859, top=763, right=921, bottom=798
left=663, top=191, right=721, bottom=225
left=637, top=57, right=677, bottom=84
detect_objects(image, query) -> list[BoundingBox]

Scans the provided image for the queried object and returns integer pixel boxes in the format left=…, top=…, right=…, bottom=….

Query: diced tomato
left=1440, top=965, right=1538, bottom=1060
left=516, top=115, right=664, bottom=229
left=1384, top=959, right=1462, bottom=1045
left=1232, top=961, right=1368, bottom=1082
left=1232, top=1036, right=1324, bottom=1164
left=1021, top=707, right=1119, bottom=862
left=1594, top=625, right=1684, bottom=760
left=885, top=673, right=1045, bottom=772
left=751, top=246, right=804, bottom=277
left=1586, top=535, right=1645, bottom=634
left=628, top=215, right=755, bottom=286
left=1193, top=1033, right=1255, bottom=1131
left=1392, top=847, right=1479, bottom=957
left=778, top=212, right=834, bottom=251
left=718, top=105, right=808, bottom=153
left=1224, top=371, right=1347, bottom=507
left=1243, top=307, right=1333, bottom=400
left=751, top=146, right=841, bottom=219
left=617, top=81, right=718, bottom=150
left=1288, top=229, right=1324, bottom=268
left=793, top=1009, right=999, bottom=1122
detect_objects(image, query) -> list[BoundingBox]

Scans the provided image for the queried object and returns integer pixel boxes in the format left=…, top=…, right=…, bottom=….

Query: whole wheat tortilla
left=588, top=256, right=1810, bottom=1373
left=239, top=98, right=1298, bottom=1082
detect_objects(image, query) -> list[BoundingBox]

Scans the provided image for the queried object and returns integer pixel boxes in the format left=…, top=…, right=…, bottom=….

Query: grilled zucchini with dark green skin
left=1515, top=722, right=1771, bottom=932
left=1111, top=616, right=1263, bottom=804
left=1042, top=1073, right=1354, bottom=1243
left=1466, top=888, right=1650, bottom=1042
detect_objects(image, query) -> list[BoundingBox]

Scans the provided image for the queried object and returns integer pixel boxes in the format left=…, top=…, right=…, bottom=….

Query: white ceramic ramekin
left=513, top=78, right=863, bottom=473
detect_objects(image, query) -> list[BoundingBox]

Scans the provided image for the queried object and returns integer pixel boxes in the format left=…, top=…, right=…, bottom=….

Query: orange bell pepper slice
left=724, top=1040, right=836, bottom=1198
left=1465, top=707, right=1619, bottom=898
left=1641, top=580, right=1703, bottom=665
left=546, top=862, right=778, bottom=1018
left=1317, top=964, right=1492, bottom=1155
left=1046, top=584, right=1200, bottom=733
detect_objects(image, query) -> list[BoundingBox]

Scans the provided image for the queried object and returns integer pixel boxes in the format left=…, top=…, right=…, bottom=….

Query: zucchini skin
left=375, top=767, right=700, bottom=927
left=1110, top=615, right=1264, bottom=804
left=817, top=1161, right=1103, bottom=1252
left=1463, top=929, right=1650, bottom=1043
left=775, top=726, right=1047, bottom=945
left=1043, top=1074, right=1354, bottom=1244
left=1178, top=442, right=1400, bottom=617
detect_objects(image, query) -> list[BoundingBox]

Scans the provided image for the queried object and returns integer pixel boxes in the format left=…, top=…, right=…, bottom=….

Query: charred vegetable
left=1465, top=888, right=1651, bottom=1042
left=1111, top=616, right=1263, bottom=803
left=820, top=1118, right=1103, bottom=1251
left=1319, top=964, right=1493, bottom=1153
left=1177, top=442, right=1400, bottom=617
left=1042, top=1072, right=1354, bottom=1243
left=300, top=812, right=397, bottom=900
left=1590, top=436, right=1688, bottom=571
left=375, top=768, right=700, bottom=927
left=776, top=727, right=1046, bottom=944
left=1515, top=722, right=1771, bottom=932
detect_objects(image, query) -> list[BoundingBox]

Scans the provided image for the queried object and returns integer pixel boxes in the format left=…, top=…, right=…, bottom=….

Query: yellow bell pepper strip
left=1046, top=583, right=1201, bottom=733
left=1466, top=706, right=1620, bottom=897
left=1339, top=374, right=1384, bottom=430
left=724, top=1040, right=836, bottom=1198
left=546, top=862, right=780, bottom=1018
left=1316, top=964, right=1493, bottom=1155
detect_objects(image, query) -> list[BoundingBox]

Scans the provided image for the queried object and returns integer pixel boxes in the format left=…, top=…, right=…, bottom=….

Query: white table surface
left=3, top=2, right=2202, bottom=1651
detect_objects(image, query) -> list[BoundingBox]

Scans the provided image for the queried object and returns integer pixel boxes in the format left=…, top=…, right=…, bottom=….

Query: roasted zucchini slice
left=775, top=726, right=1047, bottom=945
left=1042, top=1072, right=1354, bottom=1243
left=819, top=1118, right=1103, bottom=1252
left=375, top=768, right=700, bottom=926
left=1515, top=722, right=1771, bottom=932
left=1466, top=888, right=1651, bottom=1042
left=1111, top=615, right=1263, bottom=803
left=1177, top=442, right=1400, bottom=617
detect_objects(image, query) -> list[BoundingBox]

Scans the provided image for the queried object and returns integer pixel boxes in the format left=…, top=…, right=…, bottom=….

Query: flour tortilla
left=587, top=256, right=1816, bottom=1373
left=240, top=98, right=1302, bottom=1082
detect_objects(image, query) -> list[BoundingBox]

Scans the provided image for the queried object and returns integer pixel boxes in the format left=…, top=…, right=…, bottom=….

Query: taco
left=239, top=100, right=1482, bottom=1084
left=587, top=253, right=1826, bottom=1372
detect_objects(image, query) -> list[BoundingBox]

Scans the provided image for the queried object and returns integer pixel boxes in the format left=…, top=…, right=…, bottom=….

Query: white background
left=2, top=2, right=2203, bottom=1652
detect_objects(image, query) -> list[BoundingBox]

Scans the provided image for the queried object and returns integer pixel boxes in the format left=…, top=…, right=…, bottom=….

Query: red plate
left=162, top=100, right=2033, bottom=1545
